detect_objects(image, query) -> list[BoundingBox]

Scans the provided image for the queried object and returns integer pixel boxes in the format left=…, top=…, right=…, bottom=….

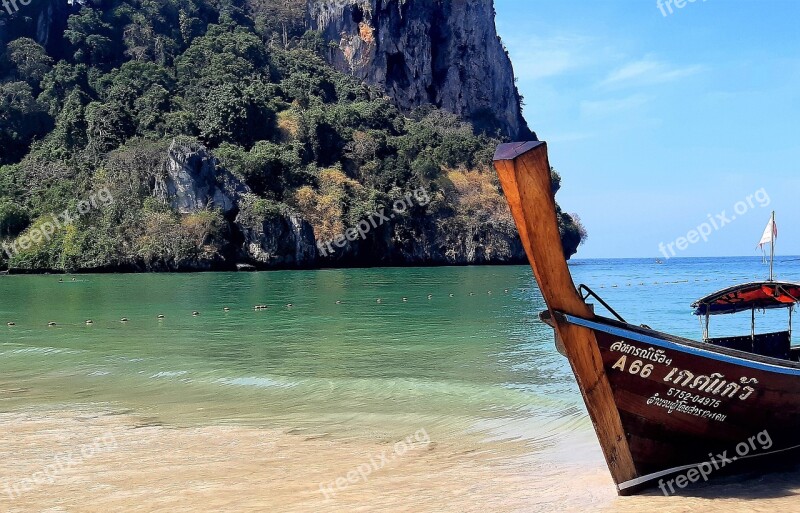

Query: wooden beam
left=494, top=141, right=639, bottom=491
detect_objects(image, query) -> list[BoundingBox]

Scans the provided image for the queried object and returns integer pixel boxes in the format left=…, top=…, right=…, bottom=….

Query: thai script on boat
left=663, top=369, right=758, bottom=401
left=666, top=388, right=721, bottom=408
left=646, top=393, right=728, bottom=422
left=611, top=341, right=673, bottom=365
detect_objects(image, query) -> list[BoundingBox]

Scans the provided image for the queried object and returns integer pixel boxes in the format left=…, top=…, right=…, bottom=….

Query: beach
left=3, top=407, right=800, bottom=512
left=3, top=263, right=800, bottom=511
left=0, top=407, right=599, bottom=513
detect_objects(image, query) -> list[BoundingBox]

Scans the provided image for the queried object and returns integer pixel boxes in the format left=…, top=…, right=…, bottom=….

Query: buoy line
left=3, top=286, right=531, bottom=329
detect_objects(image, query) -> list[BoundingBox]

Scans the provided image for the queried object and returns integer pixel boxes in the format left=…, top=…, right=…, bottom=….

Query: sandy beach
left=2, top=407, right=800, bottom=513
left=4, top=267, right=800, bottom=512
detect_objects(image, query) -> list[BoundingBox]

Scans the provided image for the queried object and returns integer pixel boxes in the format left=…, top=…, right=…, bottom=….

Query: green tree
left=0, top=82, right=52, bottom=165
left=64, top=9, right=116, bottom=66
left=0, top=199, right=29, bottom=237
left=6, top=38, right=53, bottom=89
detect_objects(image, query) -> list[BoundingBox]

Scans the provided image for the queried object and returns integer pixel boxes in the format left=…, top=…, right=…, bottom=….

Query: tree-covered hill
left=0, top=0, right=585, bottom=272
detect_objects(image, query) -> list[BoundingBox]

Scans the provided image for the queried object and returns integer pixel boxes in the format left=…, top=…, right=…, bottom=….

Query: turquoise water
left=0, top=258, right=796, bottom=451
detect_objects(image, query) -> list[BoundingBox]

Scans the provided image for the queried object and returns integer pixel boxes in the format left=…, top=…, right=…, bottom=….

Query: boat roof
left=692, top=281, right=800, bottom=315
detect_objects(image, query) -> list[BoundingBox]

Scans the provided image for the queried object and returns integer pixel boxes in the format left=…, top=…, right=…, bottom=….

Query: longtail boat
left=494, top=141, right=800, bottom=495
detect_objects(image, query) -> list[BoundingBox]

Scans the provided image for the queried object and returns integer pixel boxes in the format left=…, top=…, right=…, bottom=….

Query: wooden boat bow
left=493, top=141, right=639, bottom=492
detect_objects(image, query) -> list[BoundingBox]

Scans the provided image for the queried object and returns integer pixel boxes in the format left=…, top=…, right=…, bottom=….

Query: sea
left=1, top=257, right=799, bottom=512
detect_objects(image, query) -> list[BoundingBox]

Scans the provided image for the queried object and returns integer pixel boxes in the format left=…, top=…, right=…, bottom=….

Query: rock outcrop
left=308, top=0, right=533, bottom=140
left=154, top=140, right=319, bottom=270
left=235, top=207, right=318, bottom=268
left=316, top=215, right=525, bottom=267
left=154, top=139, right=249, bottom=216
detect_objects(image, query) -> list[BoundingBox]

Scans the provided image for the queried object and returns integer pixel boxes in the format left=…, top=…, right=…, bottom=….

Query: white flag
left=758, top=217, right=777, bottom=248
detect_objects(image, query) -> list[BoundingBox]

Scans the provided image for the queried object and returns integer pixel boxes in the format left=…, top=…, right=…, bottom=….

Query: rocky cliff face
left=153, top=141, right=319, bottom=271
left=315, top=214, right=525, bottom=267
left=155, top=139, right=249, bottom=216
left=148, top=140, right=527, bottom=271
left=0, top=0, right=73, bottom=50
left=308, top=0, right=533, bottom=140
left=235, top=210, right=318, bottom=268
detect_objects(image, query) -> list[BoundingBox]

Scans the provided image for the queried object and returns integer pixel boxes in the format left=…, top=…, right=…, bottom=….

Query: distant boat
left=655, top=259, right=664, bottom=265
left=494, top=141, right=800, bottom=496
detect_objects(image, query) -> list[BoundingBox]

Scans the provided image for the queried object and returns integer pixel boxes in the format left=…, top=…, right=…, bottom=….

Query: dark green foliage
left=6, top=38, right=53, bottom=89
left=0, top=81, right=53, bottom=164
left=0, top=0, right=585, bottom=271
left=0, top=199, right=29, bottom=237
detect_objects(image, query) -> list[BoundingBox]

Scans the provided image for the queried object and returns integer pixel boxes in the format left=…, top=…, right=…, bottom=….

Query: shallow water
left=2, top=258, right=800, bottom=511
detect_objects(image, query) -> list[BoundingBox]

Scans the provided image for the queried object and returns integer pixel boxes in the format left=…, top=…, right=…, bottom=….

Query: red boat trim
left=617, top=442, right=800, bottom=491
left=561, top=314, right=800, bottom=376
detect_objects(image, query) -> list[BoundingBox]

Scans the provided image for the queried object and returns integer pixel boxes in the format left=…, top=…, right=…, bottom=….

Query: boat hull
left=559, top=313, right=800, bottom=494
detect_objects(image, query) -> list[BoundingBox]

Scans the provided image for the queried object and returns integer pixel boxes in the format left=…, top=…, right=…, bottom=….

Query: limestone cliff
left=308, top=0, right=533, bottom=140
left=0, top=0, right=74, bottom=50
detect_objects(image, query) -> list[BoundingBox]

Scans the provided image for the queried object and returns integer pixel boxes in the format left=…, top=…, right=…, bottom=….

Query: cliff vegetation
left=0, top=0, right=586, bottom=272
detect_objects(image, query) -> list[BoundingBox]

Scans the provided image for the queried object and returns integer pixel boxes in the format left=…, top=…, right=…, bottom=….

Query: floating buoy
left=48, top=322, right=57, bottom=327
left=449, top=294, right=454, bottom=298
left=7, top=322, right=15, bottom=327
left=487, top=291, right=492, bottom=295
left=377, top=299, right=382, bottom=303
left=157, top=314, right=165, bottom=319
left=402, top=298, right=408, bottom=302
left=469, top=293, right=475, bottom=296
left=504, top=289, right=509, bottom=294
left=85, top=320, right=93, bottom=325
left=286, top=304, right=293, bottom=308
left=427, top=295, right=433, bottom=300
left=120, top=318, right=129, bottom=323
left=192, top=312, right=200, bottom=317
left=223, top=307, right=230, bottom=312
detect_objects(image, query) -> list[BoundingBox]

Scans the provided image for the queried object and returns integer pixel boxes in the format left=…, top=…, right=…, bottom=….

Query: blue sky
left=494, top=0, right=800, bottom=259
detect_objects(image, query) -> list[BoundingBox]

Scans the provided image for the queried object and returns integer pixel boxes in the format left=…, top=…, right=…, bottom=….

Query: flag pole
left=770, top=211, right=775, bottom=282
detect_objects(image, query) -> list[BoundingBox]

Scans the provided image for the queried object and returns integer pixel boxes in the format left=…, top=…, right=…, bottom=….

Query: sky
left=494, top=0, right=800, bottom=259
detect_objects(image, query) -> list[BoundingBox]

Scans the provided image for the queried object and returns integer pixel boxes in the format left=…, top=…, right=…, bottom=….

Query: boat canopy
left=692, top=281, right=800, bottom=316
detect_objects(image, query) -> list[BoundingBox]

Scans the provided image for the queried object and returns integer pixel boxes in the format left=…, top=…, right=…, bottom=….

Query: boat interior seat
left=707, top=331, right=791, bottom=360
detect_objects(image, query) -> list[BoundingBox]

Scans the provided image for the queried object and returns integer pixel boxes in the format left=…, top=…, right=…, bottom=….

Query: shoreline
left=0, top=406, right=613, bottom=513
left=0, top=260, right=532, bottom=276
left=2, top=406, right=800, bottom=512
left=3, top=255, right=796, bottom=276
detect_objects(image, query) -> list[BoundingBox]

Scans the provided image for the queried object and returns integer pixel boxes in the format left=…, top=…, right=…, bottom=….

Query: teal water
left=0, top=257, right=797, bottom=452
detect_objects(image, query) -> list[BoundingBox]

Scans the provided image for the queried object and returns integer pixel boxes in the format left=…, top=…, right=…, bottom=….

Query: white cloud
left=599, top=57, right=704, bottom=88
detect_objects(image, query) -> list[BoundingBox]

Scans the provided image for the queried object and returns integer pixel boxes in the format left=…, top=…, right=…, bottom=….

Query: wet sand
left=2, top=408, right=800, bottom=512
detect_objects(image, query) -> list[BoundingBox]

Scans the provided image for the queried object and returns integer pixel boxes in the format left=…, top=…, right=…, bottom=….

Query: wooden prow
left=493, top=141, right=639, bottom=492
